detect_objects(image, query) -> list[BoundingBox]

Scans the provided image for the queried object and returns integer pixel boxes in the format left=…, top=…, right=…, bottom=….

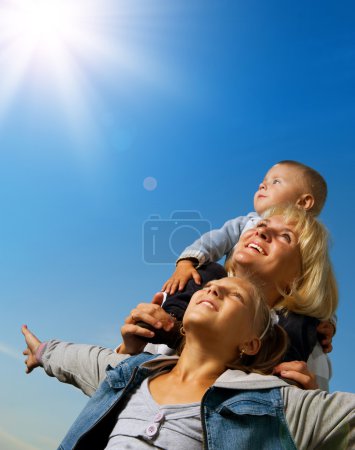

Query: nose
left=256, top=226, right=271, bottom=242
left=259, top=182, right=266, bottom=191
left=207, top=283, right=221, bottom=298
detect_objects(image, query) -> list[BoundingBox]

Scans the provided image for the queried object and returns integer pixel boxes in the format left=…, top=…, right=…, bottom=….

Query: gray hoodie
left=40, top=340, right=355, bottom=450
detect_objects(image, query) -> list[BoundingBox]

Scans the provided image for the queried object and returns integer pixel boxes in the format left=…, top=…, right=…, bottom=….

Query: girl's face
left=232, top=215, right=302, bottom=299
left=184, top=277, right=258, bottom=350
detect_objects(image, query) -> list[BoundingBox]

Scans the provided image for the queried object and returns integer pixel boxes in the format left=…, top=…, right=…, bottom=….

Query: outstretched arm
left=284, top=386, right=355, bottom=449
left=21, top=326, right=127, bottom=397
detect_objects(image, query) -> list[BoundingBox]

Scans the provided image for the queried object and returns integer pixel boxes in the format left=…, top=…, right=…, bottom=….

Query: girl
left=23, top=276, right=353, bottom=449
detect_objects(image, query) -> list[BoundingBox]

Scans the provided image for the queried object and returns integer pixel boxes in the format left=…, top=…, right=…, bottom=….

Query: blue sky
left=0, top=1, right=354, bottom=448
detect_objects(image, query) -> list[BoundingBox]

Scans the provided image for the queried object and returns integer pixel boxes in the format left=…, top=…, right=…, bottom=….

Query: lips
left=246, top=242, right=267, bottom=255
left=197, top=299, right=219, bottom=311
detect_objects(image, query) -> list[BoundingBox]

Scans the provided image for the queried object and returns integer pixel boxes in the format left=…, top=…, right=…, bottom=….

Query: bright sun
left=1, top=0, right=88, bottom=62
left=14, top=0, right=76, bottom=45
left=0, top=0, right=127, bottom=127
left=0, top=0, right=169, bottom=145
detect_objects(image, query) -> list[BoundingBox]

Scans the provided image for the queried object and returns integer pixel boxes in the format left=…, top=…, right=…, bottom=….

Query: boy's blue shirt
left=178, top=211, right=260, bottom=266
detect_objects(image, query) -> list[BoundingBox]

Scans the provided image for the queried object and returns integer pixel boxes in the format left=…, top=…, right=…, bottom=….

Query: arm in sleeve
left=178, top=215, right=253, bottom=266
left=282, top=386, right=355, bottom=449
left=41, top=340, right=129, bottom=397
left=277, top=311, right=319, bottom=362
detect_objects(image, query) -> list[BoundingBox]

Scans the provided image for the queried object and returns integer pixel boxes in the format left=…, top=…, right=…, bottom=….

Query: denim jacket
left=58, top=352, right=296, bottom=450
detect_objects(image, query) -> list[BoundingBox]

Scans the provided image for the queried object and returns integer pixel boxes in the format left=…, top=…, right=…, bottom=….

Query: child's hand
left=162, top=260, right=201, bottom=294
left=21, top=325, right=42, bottom=373
left=317, top=320, right=335, bottom=353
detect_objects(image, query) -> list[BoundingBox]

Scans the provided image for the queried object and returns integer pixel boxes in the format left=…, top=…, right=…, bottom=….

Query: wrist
left=176, top=257, right=198, bottom=267
left=35, top=342, right=47, bottom=366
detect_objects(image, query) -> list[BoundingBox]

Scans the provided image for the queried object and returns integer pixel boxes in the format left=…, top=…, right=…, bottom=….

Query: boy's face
left=253, top=164, right=308, bottom=215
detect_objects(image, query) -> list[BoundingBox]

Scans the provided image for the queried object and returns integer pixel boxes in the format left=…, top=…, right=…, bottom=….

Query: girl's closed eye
left=232, top=292, right=245, bottom=303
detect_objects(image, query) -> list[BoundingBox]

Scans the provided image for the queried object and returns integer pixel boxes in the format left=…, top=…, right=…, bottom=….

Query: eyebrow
left=259, top=220, right=296, bottom=236
left=233, top=290, right=246, bottom=304
left=281, top=227, right=295, bottom=234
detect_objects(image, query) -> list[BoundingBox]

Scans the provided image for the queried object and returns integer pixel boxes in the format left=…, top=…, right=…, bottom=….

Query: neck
left=233, top=267, right=281, bottom=308
left=170, top=336, right=231, bottom=384
left=261, top=284, right=283, bottom=308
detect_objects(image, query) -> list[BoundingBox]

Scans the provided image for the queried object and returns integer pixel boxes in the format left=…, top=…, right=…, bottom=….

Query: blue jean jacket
left=58, top=353, right=296, bottom=450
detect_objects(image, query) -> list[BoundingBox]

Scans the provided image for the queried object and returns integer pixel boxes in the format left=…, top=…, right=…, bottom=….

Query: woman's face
left=184, top=277, right=257, bottom=348
left=232, top=215, right=302, bottom=299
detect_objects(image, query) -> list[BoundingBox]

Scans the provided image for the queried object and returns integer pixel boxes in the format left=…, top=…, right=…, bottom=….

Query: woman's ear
left=240, top=337, right=261, bottom=357
left=296, top=193, right=315, bottom=211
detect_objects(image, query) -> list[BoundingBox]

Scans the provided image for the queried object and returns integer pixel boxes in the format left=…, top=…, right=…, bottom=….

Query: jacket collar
left=139, top=355, right=289, bottom=390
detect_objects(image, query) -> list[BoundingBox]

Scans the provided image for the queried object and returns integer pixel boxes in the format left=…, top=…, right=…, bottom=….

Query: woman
left=22, top=276, right=353, bottom=449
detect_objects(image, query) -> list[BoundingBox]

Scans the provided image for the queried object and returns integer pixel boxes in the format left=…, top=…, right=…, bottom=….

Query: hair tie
left=259, top=309, right=278, bottom=340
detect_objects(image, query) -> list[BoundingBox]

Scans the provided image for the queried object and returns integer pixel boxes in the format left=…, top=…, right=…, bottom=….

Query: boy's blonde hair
left=263, top=205, right=338, bottom=320
left=277, top=160, right=327, bottom=216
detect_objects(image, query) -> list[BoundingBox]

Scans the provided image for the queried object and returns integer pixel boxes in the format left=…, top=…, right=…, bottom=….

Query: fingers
left=21, top=325, right=41, bottom=351
left=316, top=321, right=334, bottom=353
left=162, top=262, right=197, bottom=294
left=127, top=304, right=174, bottom=332
left=120, top=321, right=157, bottom=355
left=22, top=349, right=34, bottom=374
left=279, top=370, right=318, bottom=390
left=162, top=279, right=177, bottom=295
left=317, top=321, right=335, bottom=339
left=191, top=269, right=202, bottom=286
left=168, top=280, right=180, bottom=295
left=320, top=341, right=333, bottom=353
left=151, top=292, right=165, bottom=306
left=24, top=360, right=32, bottom=374
left=273, top=361, right=318, bottom=390
left=121, top=323, right=155, bottom=340
left=21, top=325, right=42, bottom=374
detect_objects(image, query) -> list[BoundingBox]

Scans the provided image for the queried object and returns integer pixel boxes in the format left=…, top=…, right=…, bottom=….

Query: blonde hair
left=277, top=160, right=327, bottom=216
left=227, top=278, right=288, bottom=375
left=262, top=205, right=338, bottom=320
